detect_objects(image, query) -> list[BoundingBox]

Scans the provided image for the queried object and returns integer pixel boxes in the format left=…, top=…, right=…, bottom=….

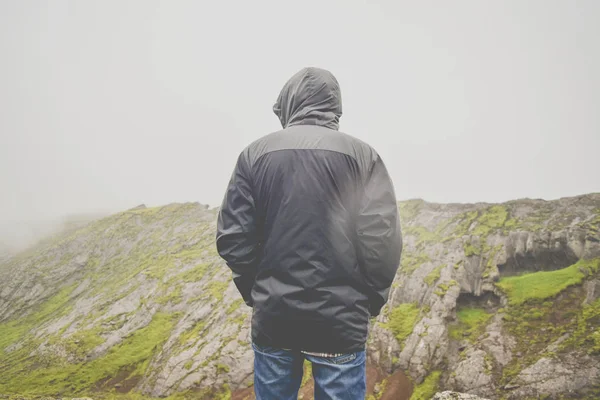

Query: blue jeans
left=252, top=342, right=366, bottom=400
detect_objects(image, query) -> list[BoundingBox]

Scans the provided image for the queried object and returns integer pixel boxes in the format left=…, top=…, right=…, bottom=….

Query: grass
left=410, top=370, right=441, bottom=400
left=498, top=285, right=587, bottom=385
left=498, top=258, right=599, bottom=387
left=496, top=259, right=600, bottom=306
left=449, top=307, right=492, bottom=341
left=380, top=303, right=421, bottom=347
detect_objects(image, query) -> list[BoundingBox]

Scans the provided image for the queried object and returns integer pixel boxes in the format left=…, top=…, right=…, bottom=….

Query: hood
left=273, top=67, right=342, bottom=130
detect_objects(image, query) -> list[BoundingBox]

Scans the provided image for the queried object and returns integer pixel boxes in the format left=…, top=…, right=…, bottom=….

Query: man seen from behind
left=216, top=67, right=403, bottom=400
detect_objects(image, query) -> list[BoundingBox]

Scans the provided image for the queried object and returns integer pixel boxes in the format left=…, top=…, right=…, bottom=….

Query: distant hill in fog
left=0, top=211, right=111, bottom=253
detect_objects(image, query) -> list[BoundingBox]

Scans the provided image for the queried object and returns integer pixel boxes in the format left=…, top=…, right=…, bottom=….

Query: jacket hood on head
left=273, top=67, right=342, bottom=130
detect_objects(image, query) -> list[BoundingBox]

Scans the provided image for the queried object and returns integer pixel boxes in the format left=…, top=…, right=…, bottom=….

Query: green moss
left=184, top=360, right=193, bottom=370
left=410, top=370, right=441, bottom=400
left=564, top=298, right=600, bottom=355
left=207, top=281, right=229, bottom=302
left=227, top=313, right=247, bottom=326
left=398, top=199, right=424, bottom=223
left=484, top=353, right=494, bottom=375
left=379, top=303, right=420, bottom=348
left=213, top=385, right=232, bottom=400
left=483, top=245, right=502, bottom=278
left=499, top=280, right=594, bottom=386
left=502, top=362, right=522, bottom=382
left=472, top=205, right=509, bottom=237
left=496, top=259, right=599, bottom=306
left=424, top=265, right=444, bottom=286
left=301, top=359, right=313, bottom=387
left=143, top=254, right=177, bottom=281
left=451, top=205, right=520, bottom=240
left=0, top=312, right=177, bottom=395
left=400, top=252, right=431, bottom=275
left=226, top=299, right=244, bottom=315
left=0, top=283, right=76, bottom=352
left=157, top=284, right=183, bottom=305
left=367, top=378, right=388, bottom=400
left=463, top=242, right=481, bottom=257
left=452, top=210, right=479, bottom=237
left=177, top=263, right=212, bottom=283
left=403, top=226, right=440, bottom=245
left=434, top=280, right=458, bottom=297
left=216, top=363, right=230, bottom=374
left=62, top=327, right=105, bottom=360
left=449, top=307, right=492, bottom=342
left=178, top=321, right=207, bottom=346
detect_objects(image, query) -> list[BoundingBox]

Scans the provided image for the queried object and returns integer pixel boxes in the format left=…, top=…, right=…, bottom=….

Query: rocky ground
left=1, top=194, right=599, bottom=399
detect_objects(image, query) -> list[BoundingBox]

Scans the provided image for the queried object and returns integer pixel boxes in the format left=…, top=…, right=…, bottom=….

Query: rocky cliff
left=0, top=194, right=599, bottom=399
left=369, top=194, right=600, bottom=399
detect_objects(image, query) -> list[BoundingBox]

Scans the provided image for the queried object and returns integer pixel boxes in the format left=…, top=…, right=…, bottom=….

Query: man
left=216, top=67, right=402, bottom=399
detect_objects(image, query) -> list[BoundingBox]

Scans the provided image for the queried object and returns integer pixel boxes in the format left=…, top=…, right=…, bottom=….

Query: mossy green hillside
left=379, top=303, right=422, bottom=348
left=0, top=283, right=77, bottom=353
left=0, top=203, right=228, bottom=398
left=449, top=307, right=492, bottom=342
left=565, top=298, right=600, bottom=355
left=0, top=312, right=178, bottom=395
left=496, top=258, right=600, bottom=306
left=496, top=258, right=600, bottom=386
left=410, top=370, right=441, bottom=400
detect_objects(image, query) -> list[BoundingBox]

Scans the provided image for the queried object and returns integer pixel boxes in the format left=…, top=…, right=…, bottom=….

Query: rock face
left=432, top=391, right=490, bottom=400
left=0, top=194, right=599, bottom=399
left=368, top=193, right=600, bottom=399
left=0, top=203, right=252, bottom=398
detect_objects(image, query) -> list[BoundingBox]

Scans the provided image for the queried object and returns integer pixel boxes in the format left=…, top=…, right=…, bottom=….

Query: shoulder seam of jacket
left=249, top=147, right=361, bottom=171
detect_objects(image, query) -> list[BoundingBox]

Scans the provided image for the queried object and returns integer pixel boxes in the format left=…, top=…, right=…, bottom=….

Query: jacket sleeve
left=216, top=151, right=260, bottom=307
left=356, top=153, right=403, bottom=317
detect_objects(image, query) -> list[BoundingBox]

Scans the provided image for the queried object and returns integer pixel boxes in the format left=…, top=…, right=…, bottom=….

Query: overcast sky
left=1, top=1, right=599, bottom=242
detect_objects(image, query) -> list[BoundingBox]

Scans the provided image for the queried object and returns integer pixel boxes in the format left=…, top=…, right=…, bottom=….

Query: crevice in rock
left=456, top=291, right=501, bottom=313
left=498, top=240, right=579, bottom=277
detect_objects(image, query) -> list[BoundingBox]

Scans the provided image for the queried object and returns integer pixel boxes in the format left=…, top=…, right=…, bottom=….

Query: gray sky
left=1, top=1, right=599, bottom=246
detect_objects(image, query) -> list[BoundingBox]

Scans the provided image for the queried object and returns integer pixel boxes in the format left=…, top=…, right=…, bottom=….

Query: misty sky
left=1, top=1, right=599, bottom=241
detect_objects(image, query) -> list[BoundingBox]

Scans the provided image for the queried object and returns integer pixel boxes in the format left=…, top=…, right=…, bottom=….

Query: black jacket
left=216, top=67, right=402, bottom=353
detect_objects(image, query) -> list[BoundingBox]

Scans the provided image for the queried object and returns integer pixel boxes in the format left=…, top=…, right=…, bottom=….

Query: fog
left=1, top=1, right=599, bottom=250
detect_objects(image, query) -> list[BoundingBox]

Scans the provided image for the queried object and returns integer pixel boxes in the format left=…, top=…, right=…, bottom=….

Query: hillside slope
left=369, top=193, right=600, bottom=399
left=0, top=194, right=599, bottom=399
